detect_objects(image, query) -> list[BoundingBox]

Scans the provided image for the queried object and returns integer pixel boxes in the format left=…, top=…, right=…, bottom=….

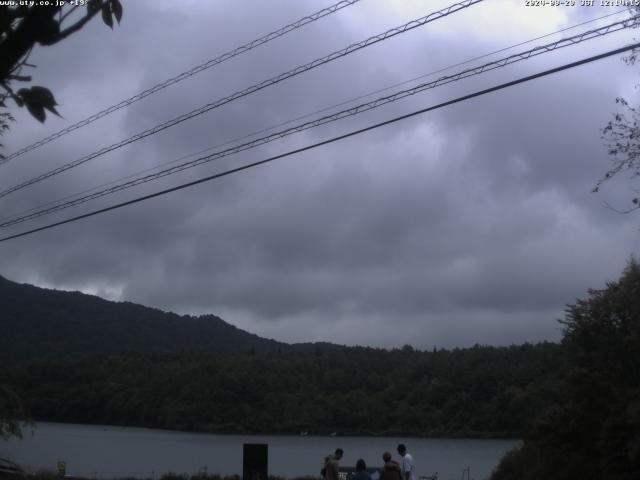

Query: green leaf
left=111, top=0, right=123, bottom=24
left=101, top=4, right=113, bottom=29
left=34, top=16, right=61, bottom=46
left=0, top=7, right=12, bottom=32
left=43, top=102, right=61, bottom=117
left=16, top=86, right=62, bottom=121
left=25, top=102, right=46, bottom=123
left=16, top=88, right=30, bottom=107
left=28, top=86, right=58, bottom=107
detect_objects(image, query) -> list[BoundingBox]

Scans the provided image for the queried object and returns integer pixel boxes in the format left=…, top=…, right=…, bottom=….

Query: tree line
left=4, top=342, right=564, bottom=438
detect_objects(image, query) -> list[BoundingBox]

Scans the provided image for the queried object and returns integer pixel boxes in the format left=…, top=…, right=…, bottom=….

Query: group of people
left=322, top=444, right=415, bottom=480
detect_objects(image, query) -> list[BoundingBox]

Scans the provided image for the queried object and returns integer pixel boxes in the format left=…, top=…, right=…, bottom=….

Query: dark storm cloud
left=0, top=0, right=638, bottom=348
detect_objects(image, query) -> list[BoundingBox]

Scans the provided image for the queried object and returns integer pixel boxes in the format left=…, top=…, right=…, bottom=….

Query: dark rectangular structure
left=243, top=443, right=268, bottom=480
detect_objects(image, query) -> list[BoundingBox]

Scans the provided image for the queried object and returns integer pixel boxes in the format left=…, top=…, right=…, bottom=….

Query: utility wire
left=0, top=15, right=635, bottom=229
left=1, top=7, right=627, bottom=226
left=1, top=42, right=637, bottom=244
left=0, top=0, right=484, bottom=199
left=0, top=0, right=362, bottom=165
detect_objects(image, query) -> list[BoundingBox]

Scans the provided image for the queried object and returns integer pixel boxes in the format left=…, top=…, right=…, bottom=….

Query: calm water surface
left=0, top=423, right=519, bottom=480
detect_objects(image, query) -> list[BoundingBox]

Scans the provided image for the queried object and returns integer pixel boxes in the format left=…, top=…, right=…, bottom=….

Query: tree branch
left=48, top=3, right=106, bottom=43
left=59, top=5, right=80, bottom=24
left=6, top=74, right=31, bottom=82
left=0, top=7, right=61, bottom=81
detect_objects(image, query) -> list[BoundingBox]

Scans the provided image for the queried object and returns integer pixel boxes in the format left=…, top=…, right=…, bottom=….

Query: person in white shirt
left=397, top=444, right=415, bottom=480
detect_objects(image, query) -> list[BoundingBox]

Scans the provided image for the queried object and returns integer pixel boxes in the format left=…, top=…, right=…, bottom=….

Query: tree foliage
left=0, top=0, right=124, bottom=156
left=595, top=8, right=640, bottom=212
left=3, top=342, right=565, bottom=439
left=0, top=385, right=29, bottom=440
left=0, top=1, right=124, bottom=435
left=491, top=258, right=640, bottom=480
left=596, top=96, right=640, bottom=211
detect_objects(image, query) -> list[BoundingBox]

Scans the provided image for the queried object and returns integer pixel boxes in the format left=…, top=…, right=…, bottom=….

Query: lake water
left=0, top=423, right=519, bottom=480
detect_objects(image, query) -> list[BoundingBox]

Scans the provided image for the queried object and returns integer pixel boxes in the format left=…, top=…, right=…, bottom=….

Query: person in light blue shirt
left=397, top=444, right=415, bottom=480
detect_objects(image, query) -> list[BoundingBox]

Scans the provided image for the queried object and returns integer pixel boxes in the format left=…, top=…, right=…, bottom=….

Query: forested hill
left=1, top=274, right=571, bottom=438
left=5, top=343, right=566, bottom=438
left=0, top=274, right=336, bottom=362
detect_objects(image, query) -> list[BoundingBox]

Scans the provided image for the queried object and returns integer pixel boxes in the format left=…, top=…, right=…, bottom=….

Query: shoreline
left=21, top=419, right=521, bottom=441
left=5, top=423, right=518, bottom=480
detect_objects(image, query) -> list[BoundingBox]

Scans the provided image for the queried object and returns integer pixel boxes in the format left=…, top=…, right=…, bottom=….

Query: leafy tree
left=0, top=385, right=29, bottom=440
left=594, top=8, right=640, bottom=211
left=3, top=343, right=566, bottom=438
left=492, top=258, right=640, bottom=480
left=0, top=0, right=123, bottom=156
left=596, top=96, right=640, bottom=212
left=0, top=0, right=124, bottom=439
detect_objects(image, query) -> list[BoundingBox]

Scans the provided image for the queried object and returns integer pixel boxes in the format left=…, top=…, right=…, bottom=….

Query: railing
left=337, top=468, right=437, bottom=480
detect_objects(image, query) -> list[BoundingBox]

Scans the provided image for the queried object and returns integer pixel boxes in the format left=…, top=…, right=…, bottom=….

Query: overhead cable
left=3, top=6, right=626, bottom=226
left=0, top=0, right=484, bottom=198
left=1, top=42, right=637, bottom=244
left=0, top=0, right=363, bottom=165
left=0, top=15, right=635, bottom=229
left=1, top=8, right=627, bottom=226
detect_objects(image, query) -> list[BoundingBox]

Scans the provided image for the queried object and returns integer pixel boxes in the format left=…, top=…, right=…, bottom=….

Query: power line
left=0, top=0, right=484, bottom=199
left=1, top=15, right=633, bottom=226
left=0, top=0, right=363, bottom=165
left=1, top=7, right=627, bottom=226
left=1, top=42, right=636, bottom=244
left=1, top=15, right=635, bottom=229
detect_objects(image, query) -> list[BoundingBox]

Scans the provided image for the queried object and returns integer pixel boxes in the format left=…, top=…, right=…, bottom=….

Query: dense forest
left=4, top=342, right=564, bottom=438
left=491, top=259, right=640, bottom=480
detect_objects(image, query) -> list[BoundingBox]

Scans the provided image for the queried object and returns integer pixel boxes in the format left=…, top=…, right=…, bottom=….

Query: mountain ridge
left=0, top=274, right=339, bottom=362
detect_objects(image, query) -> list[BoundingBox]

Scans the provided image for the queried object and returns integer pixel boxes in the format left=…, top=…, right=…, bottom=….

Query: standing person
left=323, top=448, right=344, bottom=480
left=379, top=452, right=402, bottom=480
left=396, top=444, right=415, bottom=480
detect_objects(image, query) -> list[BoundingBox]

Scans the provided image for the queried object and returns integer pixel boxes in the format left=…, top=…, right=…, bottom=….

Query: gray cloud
left=0, top=0, right=638, bottom=349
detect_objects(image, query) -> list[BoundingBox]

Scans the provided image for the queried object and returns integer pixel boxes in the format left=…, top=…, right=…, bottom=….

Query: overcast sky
left=1, top=0, right=638, bottom=349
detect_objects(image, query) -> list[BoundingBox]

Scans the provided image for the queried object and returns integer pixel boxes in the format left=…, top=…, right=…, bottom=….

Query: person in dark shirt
left=379, top=452, right=402, bottom=480
left=354, top=458, right=371, bottom=480
left=323, top=448, right=344, bottom=480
